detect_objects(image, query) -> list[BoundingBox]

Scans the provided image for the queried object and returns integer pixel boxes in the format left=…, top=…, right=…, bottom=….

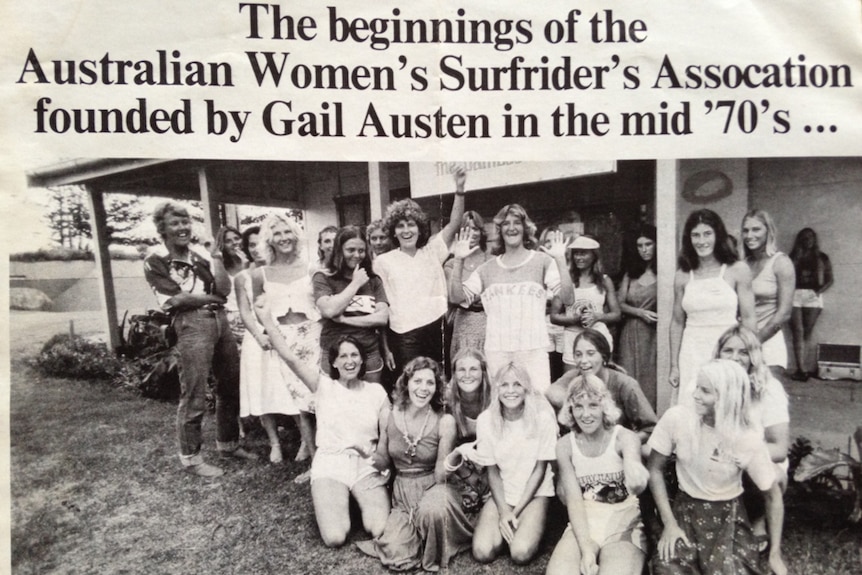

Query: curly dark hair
left=392, top=356, right=445, bottom=412
left=677, top=209, right=737, bottom=272
left=327, top=336, right=367, bottom=380
left=384, top=199, right=431, bottom=249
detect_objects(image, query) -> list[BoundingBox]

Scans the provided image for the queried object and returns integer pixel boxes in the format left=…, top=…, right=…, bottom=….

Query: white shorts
left=793, top=289, right=823, bottom=309
left=311, top=451, right=388, bottom=491
left=485, top=348, right=551, bottom=393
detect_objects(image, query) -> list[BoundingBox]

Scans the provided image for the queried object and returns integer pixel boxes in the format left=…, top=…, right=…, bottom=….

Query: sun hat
left=569, top=235, right=600, bottom=250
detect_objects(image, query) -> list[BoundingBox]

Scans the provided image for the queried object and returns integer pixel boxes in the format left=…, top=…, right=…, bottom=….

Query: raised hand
left=451, top=163, right=467, bottom=191
left=350, top=263, right=370, bottom=287
left=539, top=229, right=570, bottom=259
left=452, top=226, right=478, bottom=259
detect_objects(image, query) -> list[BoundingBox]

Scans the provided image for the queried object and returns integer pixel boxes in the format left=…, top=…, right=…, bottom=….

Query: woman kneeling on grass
left=356, top=357, right=456, bottom=571
left=257, top=299, right=391, bottom=547
left=471, top=362, right=558, bottom=565
left=546, top=373, right=649, bottom=575
left=647, top=359, right=786, bottom=575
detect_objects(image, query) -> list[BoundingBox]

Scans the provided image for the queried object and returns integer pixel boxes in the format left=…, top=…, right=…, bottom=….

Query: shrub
left=35, top=334, right=122, bottom=380
left=11, top=248, right=94, bottom=262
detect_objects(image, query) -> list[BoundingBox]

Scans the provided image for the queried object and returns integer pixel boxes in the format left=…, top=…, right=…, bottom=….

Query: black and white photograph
left=6, top=158, right=862, bottom=574
left=3, top=1, right=862, bottom=574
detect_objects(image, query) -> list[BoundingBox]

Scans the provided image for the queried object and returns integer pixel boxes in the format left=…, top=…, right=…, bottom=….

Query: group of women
left=209, top=170, right=830, bottom=573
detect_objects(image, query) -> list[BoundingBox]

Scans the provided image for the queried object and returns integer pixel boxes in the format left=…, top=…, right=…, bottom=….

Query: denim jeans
left=388, top=315, right=444, bottom=374
left=173, top=308, right=240, bottom=461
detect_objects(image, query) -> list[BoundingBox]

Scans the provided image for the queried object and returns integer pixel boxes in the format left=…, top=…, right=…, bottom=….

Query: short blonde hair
left=558, top=373, right=621, bottom=431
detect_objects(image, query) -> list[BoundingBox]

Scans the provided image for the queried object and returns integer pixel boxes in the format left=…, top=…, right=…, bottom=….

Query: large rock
left=10, top=287, right=53, bottom=310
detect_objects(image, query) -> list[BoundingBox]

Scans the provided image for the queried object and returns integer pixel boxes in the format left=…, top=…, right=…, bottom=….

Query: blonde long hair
left=696, top=359, right=754, bottom=443
left=486, top=362, right=551, bottom=438
left=259, top=213, right=306, bottom=265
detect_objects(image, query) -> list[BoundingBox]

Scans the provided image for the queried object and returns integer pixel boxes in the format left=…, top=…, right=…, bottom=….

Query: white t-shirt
left=314, top=375, right=389, bottom=455
left=648, top=405, right=775, bottom=501
left=463, top=251, right=561, bottom=352
left=373, top=234, right=450, bottom=333
left=751, top=376, right=790, bottom=430
left=475, top=406, right=558, bottom=506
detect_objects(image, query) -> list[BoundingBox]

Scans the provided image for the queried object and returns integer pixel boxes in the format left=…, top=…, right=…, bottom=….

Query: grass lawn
left=10, top=356, right=862, bottom=574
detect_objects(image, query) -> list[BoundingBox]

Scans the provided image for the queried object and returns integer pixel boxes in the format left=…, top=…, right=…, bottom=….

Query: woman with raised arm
left=741, top=210, right=795, bottom=374
left=788, top=227, right=833, bottom=380
left=550, top=234, right=620, bottom=372
left=255, top=302, right=391, bottom=548
left=374, top=165, right=467, bottom=373
left=471, top=363, right=558, bottom=565
left=449, top=205, right=574, bottom=393
left=356, top=357, right=456, bottom=571
left=669, top=209, right=756, bottom=406
left=313, top=225, right=389, bottom=384
left=647, top=359, right=786, bottom=575
left=617, top=225, right=658, bottom=407
left=444, top=211, right=492, bottom=361
left=546, top=374, right=649, bottom=575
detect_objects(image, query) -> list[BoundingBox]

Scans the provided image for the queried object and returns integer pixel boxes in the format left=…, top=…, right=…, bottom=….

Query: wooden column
left=368, top=162, right=390, bottom=221
left=655, top=160, right=679, bottom=415
left=85, top=187, right=121, bottom=351
left=197, top=167, right=220, bottom=239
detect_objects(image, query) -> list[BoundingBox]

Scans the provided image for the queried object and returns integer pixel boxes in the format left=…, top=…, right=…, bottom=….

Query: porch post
left=655, top=160, right=679, bottom=415
left=197, top=167, right=220, bottom=239
left=368, top=162, right=390, bottom=221
left=85, top=188, right=121, bottom=351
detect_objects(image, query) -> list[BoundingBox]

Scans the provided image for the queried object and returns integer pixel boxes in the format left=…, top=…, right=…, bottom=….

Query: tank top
left=752, top=253, right=781, bottom=329
left=569, top=425, right=632, bottom=504
left=681, top=264, right=738, bottom=328
left=262, top=268, right=320, bottom=321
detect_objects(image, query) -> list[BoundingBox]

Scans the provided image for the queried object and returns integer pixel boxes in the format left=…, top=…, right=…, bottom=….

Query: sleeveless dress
left=568, top=426, right=646, bottom=550
left=237, top=270, right=273, bottom=417
left=416, top=411, right=487, bottom=571
left=356, top=410, right=441, bottom=571
left=261, top=268, right=321, bottom=414
left=677, top=265, right=738, bottom=405
left=618, top=275, right=658, bottom=408
left=752, top=253, right=788, bottom=368
left=563, top=282, right=613, bottom=364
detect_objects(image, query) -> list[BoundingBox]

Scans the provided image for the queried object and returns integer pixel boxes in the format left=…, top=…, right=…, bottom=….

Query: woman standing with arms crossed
left=617, top=225, right=659, bottom=407
left=313, top=226, right=389, bottom=384
left=449, top=205, right=574, bottom=392
left=374, top=165, right=467, bottom=373
left=741, top=210, right=795, bottom=374
left=669, top=209, right=756, bottom=405
left=788, top=227, right=834, bottom=380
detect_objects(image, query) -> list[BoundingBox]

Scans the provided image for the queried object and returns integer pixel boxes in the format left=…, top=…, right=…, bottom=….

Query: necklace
left=400, top=408, right=432, bottom=459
